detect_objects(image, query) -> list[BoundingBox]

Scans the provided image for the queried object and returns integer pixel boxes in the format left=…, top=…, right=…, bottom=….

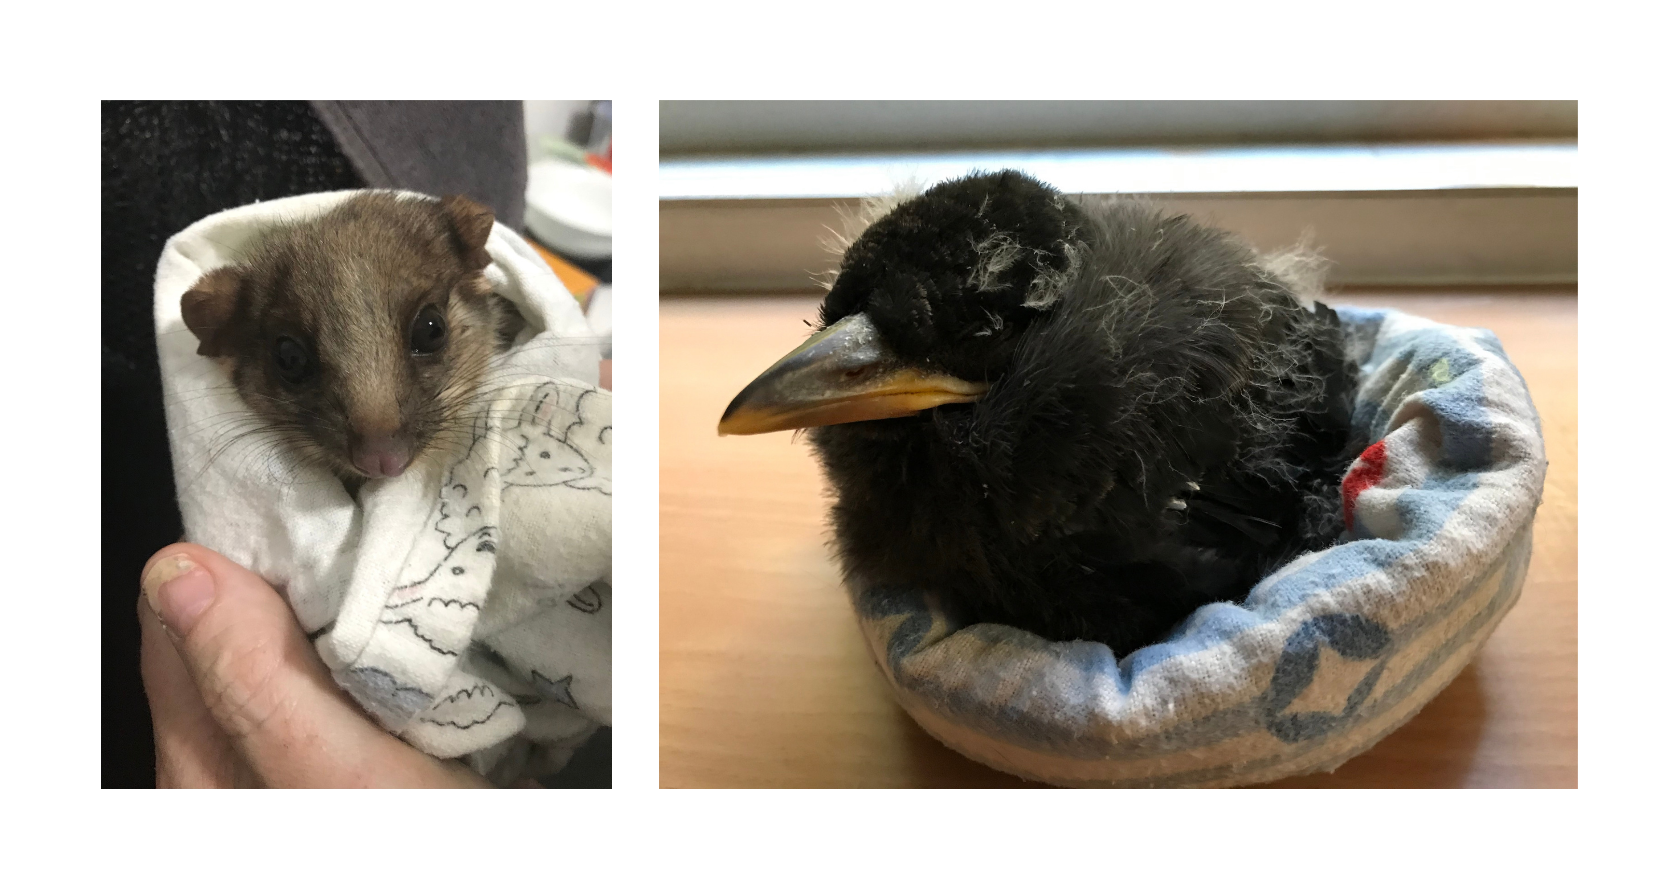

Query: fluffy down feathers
left=808, top=171, right=1361, bottom=655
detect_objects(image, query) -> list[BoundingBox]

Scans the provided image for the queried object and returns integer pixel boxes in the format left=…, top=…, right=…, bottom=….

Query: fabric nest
left=848, top=307, right=1545, bottom=788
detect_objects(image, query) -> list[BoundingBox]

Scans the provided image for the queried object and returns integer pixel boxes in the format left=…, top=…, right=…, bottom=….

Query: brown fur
left=180, top=192, right=524, bottom=483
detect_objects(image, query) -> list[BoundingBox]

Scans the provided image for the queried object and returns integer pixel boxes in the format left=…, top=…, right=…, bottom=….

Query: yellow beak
left=717, top=313, right=990, bottom=436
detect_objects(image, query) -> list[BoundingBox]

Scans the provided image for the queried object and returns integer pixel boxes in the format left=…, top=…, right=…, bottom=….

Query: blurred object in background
left=525, top=100, right=612, bottom=283
left=567, top=99, right=614, bottom=165
left=312, top=101, right=528, bottom=227
left=661, top=100, right=1576, bottom=153
left=524, top=100, right=612, bottom=376
left=528, top=159, right=613, bottom=259
left=659, top=100, right=1576, bottom=293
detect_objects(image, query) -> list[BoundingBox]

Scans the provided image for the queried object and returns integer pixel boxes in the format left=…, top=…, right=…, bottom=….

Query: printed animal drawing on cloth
left=350, top=379, right=610, bottom=738
left=393, top=380, right=609, bottom=598
left=504, top=382, right=611, bottom=496
left=378, top=526, right=500, bottom=660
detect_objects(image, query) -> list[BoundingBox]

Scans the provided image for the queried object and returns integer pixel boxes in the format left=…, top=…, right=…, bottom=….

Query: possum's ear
left=181, top=266, right=243, bottom=358
left=489, top=293, right=526, bottom=351
left=441, top=194, right=495, bottom=269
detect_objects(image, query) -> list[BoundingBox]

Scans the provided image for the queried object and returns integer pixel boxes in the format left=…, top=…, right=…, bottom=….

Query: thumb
left=140, top=543, right=483, bottom=788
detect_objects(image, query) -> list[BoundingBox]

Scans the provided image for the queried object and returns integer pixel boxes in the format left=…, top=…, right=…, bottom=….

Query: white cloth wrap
left=154, top=190, right=611, bottom=780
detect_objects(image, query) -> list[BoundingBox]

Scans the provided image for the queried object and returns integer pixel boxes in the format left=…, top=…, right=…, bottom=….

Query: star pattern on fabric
left=531, top=669, right=579, bottom=709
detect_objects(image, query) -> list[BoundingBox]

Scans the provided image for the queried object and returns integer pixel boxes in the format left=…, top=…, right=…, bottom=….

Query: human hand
left=138, top=543, right=491, bottom=788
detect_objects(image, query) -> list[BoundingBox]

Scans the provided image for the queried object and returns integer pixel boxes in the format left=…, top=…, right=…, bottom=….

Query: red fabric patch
left=1342, top=439, right=1388, bottom=530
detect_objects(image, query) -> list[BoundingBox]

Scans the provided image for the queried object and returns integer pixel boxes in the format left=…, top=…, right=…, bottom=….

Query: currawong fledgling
left=719, top=170, right=1362, bottom=656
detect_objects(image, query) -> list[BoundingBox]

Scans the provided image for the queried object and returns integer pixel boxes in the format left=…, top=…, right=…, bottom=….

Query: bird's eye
left=273, top=336, right=314, bottom=384
left=410, top=306, right=448, bottom=354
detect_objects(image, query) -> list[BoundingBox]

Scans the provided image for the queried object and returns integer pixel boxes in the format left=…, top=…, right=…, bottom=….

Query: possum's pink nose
left=350, top=431, right=413, bottom=478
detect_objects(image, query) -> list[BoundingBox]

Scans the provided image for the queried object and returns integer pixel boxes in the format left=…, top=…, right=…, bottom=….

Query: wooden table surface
left=659, top=291, right=1577, bottom=788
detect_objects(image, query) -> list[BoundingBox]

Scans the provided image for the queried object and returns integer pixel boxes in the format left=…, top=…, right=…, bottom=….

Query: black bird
left=719, top=171, right=1361, bottom=656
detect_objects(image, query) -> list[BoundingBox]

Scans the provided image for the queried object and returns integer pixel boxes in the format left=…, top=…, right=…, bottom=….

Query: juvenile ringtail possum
left=181, top=192, right=524, bottom=484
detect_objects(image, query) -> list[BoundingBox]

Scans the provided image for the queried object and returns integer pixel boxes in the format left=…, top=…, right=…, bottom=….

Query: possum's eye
left=410, top=306, right=448, bottom=355
left=273, top=336, right=314, bottom=384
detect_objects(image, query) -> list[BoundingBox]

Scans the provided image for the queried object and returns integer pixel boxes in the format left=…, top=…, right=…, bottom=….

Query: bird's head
left=718, top=170, right=1086, bottom=436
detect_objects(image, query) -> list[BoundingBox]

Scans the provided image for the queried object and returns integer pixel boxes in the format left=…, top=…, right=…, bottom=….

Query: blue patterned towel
left=849, top=307, right=1546, bottom=788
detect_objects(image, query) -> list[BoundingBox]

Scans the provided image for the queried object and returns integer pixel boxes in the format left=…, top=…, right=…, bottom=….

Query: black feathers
left=821, top=171, right=1087, bottom=382
left=807, top=171, right=1362, bottom=656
